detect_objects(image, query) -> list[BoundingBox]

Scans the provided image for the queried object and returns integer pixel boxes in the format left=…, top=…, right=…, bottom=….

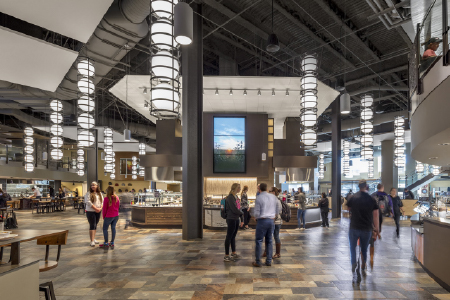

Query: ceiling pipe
left=348, top=86, right=409, bottom=96
left=318, top=110, right=407, bottom=134
left=367, top=0, right=410, bottom=20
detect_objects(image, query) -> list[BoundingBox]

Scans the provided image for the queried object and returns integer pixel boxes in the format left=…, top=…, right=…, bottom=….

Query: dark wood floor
left=5, top=208, right=449, bottom=299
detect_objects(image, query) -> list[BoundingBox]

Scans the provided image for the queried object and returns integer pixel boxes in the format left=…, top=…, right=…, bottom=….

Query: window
left=213, top=117, right=246, bottom=173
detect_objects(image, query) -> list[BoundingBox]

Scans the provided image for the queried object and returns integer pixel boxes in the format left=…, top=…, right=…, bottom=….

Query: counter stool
left=39, top=281, right=56, bottom=300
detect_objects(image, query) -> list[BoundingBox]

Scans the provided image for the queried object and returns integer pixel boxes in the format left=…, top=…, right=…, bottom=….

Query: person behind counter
left=58, top=187, right=65, bottom=199
left=100, top=186, right=120, bottom=249
left=295, top=188, right=306, bottom=230
left=48, top=186, right=55, bottom=199
left=224, top=183, right=243, bottom=262
left=240, top=185, right=251, bottom=230
left=319, top=192, right=329, bottom=228
left=85, top=181, right=103, bottom=247
left=30, top=187, right=41, bottom=200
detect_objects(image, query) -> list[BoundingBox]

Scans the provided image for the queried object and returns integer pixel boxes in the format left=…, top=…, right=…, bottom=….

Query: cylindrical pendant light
left=124, top=129, right=131, bottom=142
left=24, top=127, right=34, bottom=172
left=174, top=2, right=193, bottom=45
left=139, top=143, right=146, bottom=155
left=342, top=140, right=350, bottom=177
left=340, top=93, right=351, bottom=114
left=416, top=161, right=424, bottom=173
left=318, top=154, right=324, bottom=179
left=300, top=54, right=318, bottom=147
left=77, top=57, right=95, bottom=151
left=394, top=116, right=405, bottom=168
left=360, top=94, right=374, bottom=161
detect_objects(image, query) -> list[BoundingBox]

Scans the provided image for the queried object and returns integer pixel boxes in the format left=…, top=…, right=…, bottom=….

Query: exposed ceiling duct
left=349, top=86, right=409, bottom=96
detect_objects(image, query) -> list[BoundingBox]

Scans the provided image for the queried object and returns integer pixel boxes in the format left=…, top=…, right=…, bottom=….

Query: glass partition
left=419, top=0, right=443, bottom=77
left=8, top=145, right=23, bottom=162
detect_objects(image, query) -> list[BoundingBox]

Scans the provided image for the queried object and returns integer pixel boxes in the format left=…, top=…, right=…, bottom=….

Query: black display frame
left=213, top=116, right=246, bottom=173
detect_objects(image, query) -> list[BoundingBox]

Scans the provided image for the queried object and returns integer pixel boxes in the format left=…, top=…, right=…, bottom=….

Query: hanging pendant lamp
left=266, top=0, right=280, bottom=53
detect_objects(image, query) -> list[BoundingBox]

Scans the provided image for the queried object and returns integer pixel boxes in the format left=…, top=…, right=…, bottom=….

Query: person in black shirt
left=48, top=186, right=55, bottom=199
left=346, top=179, right=379, bottom=284
left=404, top=188, right=414, bottom=199
left=389, top=188, right=404, bottom=237
left=318, top=192, right=329, bottom=228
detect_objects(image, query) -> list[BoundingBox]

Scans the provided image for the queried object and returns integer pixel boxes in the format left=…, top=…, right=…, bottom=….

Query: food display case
left=131, top=192, right=183, bottom=228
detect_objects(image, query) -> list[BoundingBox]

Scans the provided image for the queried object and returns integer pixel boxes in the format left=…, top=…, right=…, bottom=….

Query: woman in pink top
left=100, top=186, right=120, bottom=249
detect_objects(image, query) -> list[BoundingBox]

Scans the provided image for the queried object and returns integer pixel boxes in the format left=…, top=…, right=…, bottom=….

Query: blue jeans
left=255, top=219, right=275, bottom=265
left=273, top=224, right=281, bottom=244
left=349, top=229, right=372, bottom=266
left=297, top=209, right=306, bottom=228
left=103, top=216, right=119, bottom=243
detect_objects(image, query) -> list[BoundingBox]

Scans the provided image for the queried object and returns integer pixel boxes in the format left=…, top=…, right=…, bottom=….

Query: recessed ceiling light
left=438, top=143, right=450, bottom=146
left=229, top=89, right=233, bottom=95
left=243, top=89, right=247, bottom=96
left=429, top=157, right=438, bottom=160
left=215, top=89, right=219, bottom=95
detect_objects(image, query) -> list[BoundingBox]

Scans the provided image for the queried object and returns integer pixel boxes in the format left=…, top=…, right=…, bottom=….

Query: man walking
left=347, top=179, right=379, bottom=284
left=371, top=183, right=390, bottom=237
left=252, top=183, right=280, bottom=267
left=295, top=188, right=307, bottom=230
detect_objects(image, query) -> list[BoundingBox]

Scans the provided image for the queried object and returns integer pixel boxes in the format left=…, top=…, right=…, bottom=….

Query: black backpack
left=280, top=201, right=291, bottom=222
left=377, top=194, right=390, bottom=216
left=220, top=198, right=227, bottom=219
left=5, top=211, right=18, bottom=229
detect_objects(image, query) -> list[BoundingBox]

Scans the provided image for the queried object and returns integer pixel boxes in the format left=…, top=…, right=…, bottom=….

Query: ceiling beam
left=345, top=65, right=408, bottom=86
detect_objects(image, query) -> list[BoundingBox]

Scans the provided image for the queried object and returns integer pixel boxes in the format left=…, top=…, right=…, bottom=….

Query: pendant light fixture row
left=103, top=127, right=115, bottom=178
left=360, top=94, right=374, bottom=161
left=416, top=161, right=424, bottom=173
left=50, top=99, right=64, bottom=160
left=300, top=54, right=318, bottom=147
left=132, top=156, right=137, bottom=180
left=394, top=116, right=405, bottom=168
left=318, top=154, right=324, bottom=180
left=24, top=127, right=34, bottom=172
left=150, top=0, right=181, bottom=119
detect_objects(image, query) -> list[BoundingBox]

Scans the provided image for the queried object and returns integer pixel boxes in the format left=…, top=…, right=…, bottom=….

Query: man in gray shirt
left=295, top=187, right=307, bottom=230
left=252, top=183, right=280, bottom=267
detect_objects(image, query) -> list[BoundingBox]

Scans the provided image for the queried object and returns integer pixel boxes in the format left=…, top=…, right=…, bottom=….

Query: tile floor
left=3, top=208, right=450, bottom=299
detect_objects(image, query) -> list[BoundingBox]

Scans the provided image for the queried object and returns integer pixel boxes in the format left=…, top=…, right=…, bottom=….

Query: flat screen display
left=213, top=117, right=246, bottom=173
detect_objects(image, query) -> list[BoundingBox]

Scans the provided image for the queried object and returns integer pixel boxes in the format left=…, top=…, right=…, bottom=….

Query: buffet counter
left=411, top=217, right=450, bottom=291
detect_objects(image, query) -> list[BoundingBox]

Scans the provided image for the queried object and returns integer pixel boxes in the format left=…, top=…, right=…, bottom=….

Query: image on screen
left=213, top=117, right=246, bottom=173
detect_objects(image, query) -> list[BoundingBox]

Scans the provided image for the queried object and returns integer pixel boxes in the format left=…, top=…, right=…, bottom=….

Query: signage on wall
left=422, top=189, right=427, bottom=194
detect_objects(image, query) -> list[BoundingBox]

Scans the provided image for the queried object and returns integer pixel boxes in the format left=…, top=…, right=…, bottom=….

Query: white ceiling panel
left=0, top=26, right=78, bottom=91
left=0, top=0, right=113, bottom=42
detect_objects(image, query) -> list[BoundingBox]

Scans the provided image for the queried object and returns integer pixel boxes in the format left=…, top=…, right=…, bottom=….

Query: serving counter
left=411, top=216, right=450, bottom=291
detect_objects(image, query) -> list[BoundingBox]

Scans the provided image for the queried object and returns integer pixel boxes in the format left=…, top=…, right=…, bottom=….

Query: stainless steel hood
left=144, top=167, right=174, bottom=181
left=275, top=167, right=314, bottom=182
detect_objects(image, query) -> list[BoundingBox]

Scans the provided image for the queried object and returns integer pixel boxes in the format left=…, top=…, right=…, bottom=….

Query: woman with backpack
left=100, top=186, right=120, bottom=249
left=240, top=185, right=251, bottom=230
left=224, top=183, right=243, bottom=262
left=319, top=192, right=329, bottom=228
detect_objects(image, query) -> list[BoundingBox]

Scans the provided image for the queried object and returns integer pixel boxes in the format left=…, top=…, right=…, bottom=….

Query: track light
left=258, top=89, right=261, bottom=96
left=215, top=89, right=219, bottom=95
left=272, top=89, right=275, bottom=96
left=229, top=89, right=233, bottom=95
left=143, top=87, right=147, bottom=94
left=285, top=89, right=289, bottom=96
left=243, top=89, right=247, bottom=96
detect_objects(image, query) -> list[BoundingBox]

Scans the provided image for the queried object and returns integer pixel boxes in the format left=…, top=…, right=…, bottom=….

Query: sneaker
left=99, top=242, right=109, bottom=249
left=361, top=267, right=367, bottom=278
left=109, top=242, right=115, bottom=250
left=90, top=241, right=95, bottom=247
left=295, top=228, right=301, bottom=230
left=265, top=261, right=272, bottom=267
left=224, top=256, right=233, bottom=262
left=94, top=239, right=100, bottom=244
left=300, top=228, right=305, bottom=231
left=252, top=261, right=262, bottom=267
left=231, top=253, right=241, bottom=259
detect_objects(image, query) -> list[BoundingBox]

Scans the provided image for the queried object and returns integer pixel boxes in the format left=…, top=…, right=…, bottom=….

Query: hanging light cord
left=271, top=0, right=274, bottom=33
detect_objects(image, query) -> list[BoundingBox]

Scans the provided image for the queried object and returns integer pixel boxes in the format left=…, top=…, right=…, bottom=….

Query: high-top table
left=0, top=229, right=69, bottom=265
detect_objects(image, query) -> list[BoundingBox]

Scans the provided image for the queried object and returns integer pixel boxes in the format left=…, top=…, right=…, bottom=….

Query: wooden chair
left=31, top=200, right=41, bottom=214
left=37, top=230, right=68, bottom=272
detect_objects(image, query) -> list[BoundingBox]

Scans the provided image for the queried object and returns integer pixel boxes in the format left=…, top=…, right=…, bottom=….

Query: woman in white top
left=85, top=181, right=103, bottom=247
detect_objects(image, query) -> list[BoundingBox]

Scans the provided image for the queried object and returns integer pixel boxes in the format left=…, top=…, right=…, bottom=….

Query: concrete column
left=404, top=143, right=415, bottom=184
left=381, top=140, right=398, bottom=190
left=331, top=97, right=341, bottom=219
left=86, top=130, right=98, bottom=186
left=182, top=2, right=203, bottom=240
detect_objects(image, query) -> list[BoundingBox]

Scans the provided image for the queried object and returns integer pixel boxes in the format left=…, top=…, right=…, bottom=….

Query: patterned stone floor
left=4, top=208, right=450, bottom=299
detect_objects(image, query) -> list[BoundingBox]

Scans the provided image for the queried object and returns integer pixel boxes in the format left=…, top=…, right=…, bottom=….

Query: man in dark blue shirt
left=347, top=179, right=379, bottom=284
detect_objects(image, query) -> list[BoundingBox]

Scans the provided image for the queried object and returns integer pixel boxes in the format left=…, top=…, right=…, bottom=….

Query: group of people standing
left=84, top=181, right=120, bottom=249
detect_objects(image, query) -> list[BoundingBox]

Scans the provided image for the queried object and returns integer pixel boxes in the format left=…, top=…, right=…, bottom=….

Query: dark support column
left=331, top=96, right=341, bottom=219
left=182, top=2, right=203, bottom=240
left=86, top=130, right=98, bottom=185
left=381, top=140, right=397, bottom=191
